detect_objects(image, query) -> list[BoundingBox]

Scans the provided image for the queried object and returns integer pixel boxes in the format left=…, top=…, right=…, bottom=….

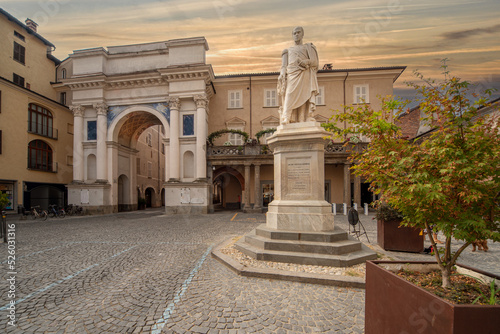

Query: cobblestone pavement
left=1, top=210, right=365, bottom=333
left=334, top=211, right=500, bottom=276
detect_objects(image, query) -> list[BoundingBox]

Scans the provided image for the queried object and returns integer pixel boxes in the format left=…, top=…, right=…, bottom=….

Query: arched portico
left=63, top=37, right=214, bottom=214
left=213, top=167, right=244, bottom=210
left=106, top=105, right=170, bottom=213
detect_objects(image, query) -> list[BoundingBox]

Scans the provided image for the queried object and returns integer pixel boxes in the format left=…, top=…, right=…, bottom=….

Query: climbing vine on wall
left=207, top=129, right=250, bottom=145
left=255, top=128, right=276, bottom=143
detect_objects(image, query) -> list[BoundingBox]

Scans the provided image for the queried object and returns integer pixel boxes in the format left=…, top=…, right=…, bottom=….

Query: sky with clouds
left=2, top=0, right=499, bottom=101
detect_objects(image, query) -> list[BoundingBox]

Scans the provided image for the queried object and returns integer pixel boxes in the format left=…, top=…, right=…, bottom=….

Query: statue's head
left=293, top=26, right=304, bottom=42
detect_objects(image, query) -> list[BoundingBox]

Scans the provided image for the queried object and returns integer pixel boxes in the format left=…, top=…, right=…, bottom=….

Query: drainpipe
left=343, top=72, right=349, bottom=138
left=158, top=125, right=161, bottom=200
left=249, top=76, right=252, bottom=138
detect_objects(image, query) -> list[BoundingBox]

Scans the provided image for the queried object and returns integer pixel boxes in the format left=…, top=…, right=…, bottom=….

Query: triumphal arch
left=55, top=38, right=214, bottom=214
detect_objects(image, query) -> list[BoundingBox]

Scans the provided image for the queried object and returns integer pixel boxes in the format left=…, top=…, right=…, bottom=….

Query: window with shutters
left=13, top=73, right=24, bottom=87
left=228, top=90, right=242, bottom=109
left=316, top=86, right=325, bottom=105
left=261, top=117, right=279, bottom=144
left=148, top=162, right=152, bottom=178
left=14, top=42, right=25, bottom=64
left=60, top=92, right=66, bottom=105
left=226, top=118, right=246, bottom=145
left=264, top=89, right=277, bottom=107
left=354, top=84, right=369, bottom=104
left=14, top=31, right=25, bottom=41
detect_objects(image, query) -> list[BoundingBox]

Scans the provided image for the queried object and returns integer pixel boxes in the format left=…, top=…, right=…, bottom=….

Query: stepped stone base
left=236, top=224, right=377, bottom=267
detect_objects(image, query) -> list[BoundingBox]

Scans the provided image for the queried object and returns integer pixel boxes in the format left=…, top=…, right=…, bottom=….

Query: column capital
left=70, top=105, right=85, bottom=117
left=194, top=95, right=208, bottom=109
left=93, top=102, right=108, bottom=116
left=167, top=97, right=181, bottom=110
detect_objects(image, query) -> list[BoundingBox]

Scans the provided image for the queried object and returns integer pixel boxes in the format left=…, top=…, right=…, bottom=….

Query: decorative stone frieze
left=163, top=72, right=209, bottom=81
left=106, top=78, right=167, bottom=89
left=68, top=82, right=106, bottom=90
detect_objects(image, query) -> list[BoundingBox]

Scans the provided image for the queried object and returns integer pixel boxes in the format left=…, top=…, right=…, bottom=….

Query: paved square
left=1, top=210, right=365, bottom=333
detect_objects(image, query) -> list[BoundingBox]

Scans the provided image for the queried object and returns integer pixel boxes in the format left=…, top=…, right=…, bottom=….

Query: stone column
left=343, top=163, right=351, bottom=207
left=94, top=103, right=108, bottom=183
left=168, top=97, right=180, bottom=181
left=163, top=139, right=169, bottom=181
left=70, top=105, right=85, bottom=183
left=354, top=174, right=361, bottom=209
left=194, top=95, right=208, bottom=181
left=253, top=163, right=261, bottom=211
left=207, top=163, right=214, bottom=213
left=244, top=164, right=251, bottom=210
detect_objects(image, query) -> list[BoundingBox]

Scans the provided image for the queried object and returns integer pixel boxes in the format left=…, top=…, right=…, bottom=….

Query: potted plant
left=0, top=193, right=9, bottom=212
left=325, top=61, right=500, bottom=332
left=375, top=202, right=424, bottom=253
left=138, top=197, right=146, bottom=210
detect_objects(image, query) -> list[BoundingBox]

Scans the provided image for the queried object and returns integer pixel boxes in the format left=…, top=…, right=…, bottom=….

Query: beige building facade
left=0, top=9, right=74, bottom=212
left=209, top=67, right=405, bottom=212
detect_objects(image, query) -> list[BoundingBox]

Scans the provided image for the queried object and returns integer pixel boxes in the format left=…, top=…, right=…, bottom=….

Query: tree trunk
left=441, top=265, right=452, bottom=289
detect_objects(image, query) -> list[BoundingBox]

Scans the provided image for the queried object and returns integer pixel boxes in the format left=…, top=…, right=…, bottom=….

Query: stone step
left=245, top=233, right=362, bottom=255
left=235, top=239, right=377, bottom=267
left=254, top=224, right=348, bottom=242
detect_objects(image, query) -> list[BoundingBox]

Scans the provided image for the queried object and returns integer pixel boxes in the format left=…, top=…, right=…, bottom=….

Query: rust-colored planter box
left=377, top=219, right=424, bottom=252
left=365, top=261, right=500, bottom=334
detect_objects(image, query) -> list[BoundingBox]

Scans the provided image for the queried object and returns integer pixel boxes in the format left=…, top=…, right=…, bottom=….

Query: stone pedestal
left=266, top=121, right=334, bottom=232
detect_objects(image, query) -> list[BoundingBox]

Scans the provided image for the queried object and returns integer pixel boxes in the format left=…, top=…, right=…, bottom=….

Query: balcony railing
left=208, top=143, right=353, bottom=156
left=27, top=162, right=58, bottom=173
left=27, top=121, right=58, bottom=139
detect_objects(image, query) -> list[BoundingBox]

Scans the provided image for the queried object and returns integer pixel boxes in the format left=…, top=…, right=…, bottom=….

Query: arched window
left=29, top=103, right=54, bottom=138
left=28, top=140, right=53, bottom=172
left=61, top=68, right=67, bottom=79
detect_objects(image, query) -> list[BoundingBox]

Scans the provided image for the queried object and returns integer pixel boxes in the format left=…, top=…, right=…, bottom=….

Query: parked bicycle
left=30, top=206, right=48, bottom=221
left=65, top=204, right=84, bottom=216
left=48, top=204, right=65, bottom=218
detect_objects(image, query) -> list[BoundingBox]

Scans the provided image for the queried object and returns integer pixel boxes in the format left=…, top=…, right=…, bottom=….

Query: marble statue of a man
left=278, top=26, right=319, bottom=125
